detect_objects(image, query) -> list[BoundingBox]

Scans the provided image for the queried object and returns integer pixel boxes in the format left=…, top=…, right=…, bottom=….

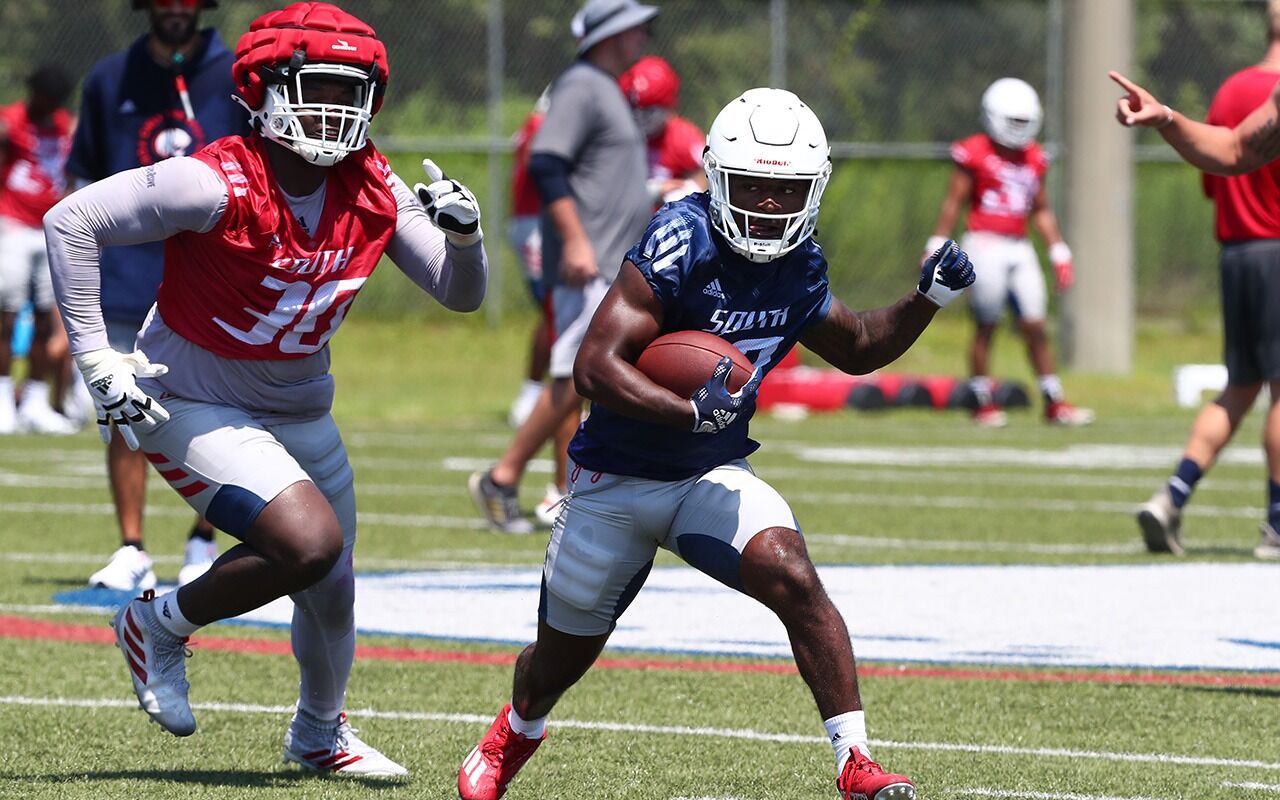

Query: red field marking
left=4, top=614, right=1280, bottom=688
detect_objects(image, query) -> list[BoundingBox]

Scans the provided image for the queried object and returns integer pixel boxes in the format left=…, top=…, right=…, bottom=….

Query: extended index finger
left=1108, top=70, right=1140, bottom=95
left=421, top=158, right=445, bottom=183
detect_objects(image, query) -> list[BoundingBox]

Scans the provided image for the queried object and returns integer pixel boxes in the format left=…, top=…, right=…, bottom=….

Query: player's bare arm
left=802, top=241, right=974, bottom=373
left=800, top=293, right=937, bottom=375
left=1110, top=70, right=1280, bottom=175
left=573, top=260, right=694, bottom=429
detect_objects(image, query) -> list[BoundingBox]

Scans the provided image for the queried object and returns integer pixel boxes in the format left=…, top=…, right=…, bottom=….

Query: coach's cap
left=571, top=0, right=659, bottom=55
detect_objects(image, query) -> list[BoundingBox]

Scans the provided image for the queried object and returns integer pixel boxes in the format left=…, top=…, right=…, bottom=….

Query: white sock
left=1038, top=374, right=1064, bottom=403
left=0, top=376, right=14, bottom=409
left=968, top=376, right=995, bottom=406
left=507, top=704, right=547, bottom=739
left=824, top=710, right=868, bottom=773
left=152, top=588, right=200, bottom=639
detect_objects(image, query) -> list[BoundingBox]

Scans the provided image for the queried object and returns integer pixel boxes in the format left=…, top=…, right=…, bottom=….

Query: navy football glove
left=690, top=356, right=763, bottom=434
left=917, top=239, right=975, bottom=307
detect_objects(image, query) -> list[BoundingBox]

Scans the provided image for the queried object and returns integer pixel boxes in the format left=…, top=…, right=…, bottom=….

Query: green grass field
left=1, top=311, right=1277, bottom=800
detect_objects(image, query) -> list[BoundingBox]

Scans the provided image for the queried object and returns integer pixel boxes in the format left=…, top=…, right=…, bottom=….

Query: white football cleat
left=112, top=589, right=196, bottom=736
left=284, top=709, right=408, bottom=778
left=533, top=484, right=565, bottom=529
left=16, top=402, right=79, bottom=435
left=90, top=545, right=157, bottom=592
left=178, top=537, right=218, bottom=587
left=1254, top=522, right=1280, bottom=560
left=1136, top=485, right=1184, bottom=556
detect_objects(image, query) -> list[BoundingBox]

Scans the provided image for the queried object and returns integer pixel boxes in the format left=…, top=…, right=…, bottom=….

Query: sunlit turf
left=0, top=314, right=1273, bottom=799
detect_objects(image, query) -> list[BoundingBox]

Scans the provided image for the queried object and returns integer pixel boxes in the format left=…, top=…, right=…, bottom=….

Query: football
left=635, top=330, right=755, bottom=399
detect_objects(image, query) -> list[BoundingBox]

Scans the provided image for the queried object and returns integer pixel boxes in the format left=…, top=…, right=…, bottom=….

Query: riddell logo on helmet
left=755, top=158, right=791, bottom=166
left=331, top=40, right=359, bottom=52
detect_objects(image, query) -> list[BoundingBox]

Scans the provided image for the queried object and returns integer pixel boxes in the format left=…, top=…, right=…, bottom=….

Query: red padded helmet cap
left=619, top=56, right=679, bottom=109
left=232, top=2, right=389, bottom=113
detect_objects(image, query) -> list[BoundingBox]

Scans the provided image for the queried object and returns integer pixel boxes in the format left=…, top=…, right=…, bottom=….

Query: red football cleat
left=1044, top=400, right=1095, bottom=426
left=458, top=704, right=546, bottom=800
left=973, top=403, right=1008, bottom=428
left=837, top=747, right=915, bottom=800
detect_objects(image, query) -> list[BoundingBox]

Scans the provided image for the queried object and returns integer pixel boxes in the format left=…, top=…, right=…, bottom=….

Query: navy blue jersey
left=66, top=30, right=248, bottom=326
left=569, top=193, right=833, bottom=480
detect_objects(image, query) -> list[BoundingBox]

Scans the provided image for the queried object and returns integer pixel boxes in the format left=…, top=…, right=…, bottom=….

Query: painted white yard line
left=791, top=491, right=1262, bottom=520
left=791, top=443, right=1266, bottom=470
left=1223, top=782, right=1280, bottom=792
left=0, top=552, right=533, bottom=570
left=804, top=532, right=1143, bottom=555
left=3, top=463, right=1264, bottom=497
left=1, top=695, right=1279, bottom=774
left=0, top=603, right=110, bottom=615
left=0, top=501, right=489, bottom=530
left=954, top=790, right=1162, bottom=800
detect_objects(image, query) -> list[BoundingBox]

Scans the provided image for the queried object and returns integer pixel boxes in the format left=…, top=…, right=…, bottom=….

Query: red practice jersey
left=951, top=132, right=1048, bottom=238
left=158, top=135, right=398, bottom=360
left=1203, top=66, right=1280, bottom=242
left=648, top=113, right=705, bottom=184
left=0, top=102, right=72, bottom=228
left=511, top=112, right=544, bottom=217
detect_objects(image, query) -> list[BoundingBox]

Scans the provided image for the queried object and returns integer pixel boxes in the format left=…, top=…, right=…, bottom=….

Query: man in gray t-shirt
left=469, top=0, right=658, bottom=534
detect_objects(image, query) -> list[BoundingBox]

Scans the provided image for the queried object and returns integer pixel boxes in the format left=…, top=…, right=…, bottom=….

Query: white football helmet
left=703, top=88, right=831, bottom=262
left=981, top=78, right=1042, bottom=150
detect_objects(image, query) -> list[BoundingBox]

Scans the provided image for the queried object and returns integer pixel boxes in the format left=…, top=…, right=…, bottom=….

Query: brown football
left=635, top=330, right=755, bottom=399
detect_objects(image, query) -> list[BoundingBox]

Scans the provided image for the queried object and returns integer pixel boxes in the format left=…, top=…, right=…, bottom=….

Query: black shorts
left=1221, top=239, right=1280, bottom=383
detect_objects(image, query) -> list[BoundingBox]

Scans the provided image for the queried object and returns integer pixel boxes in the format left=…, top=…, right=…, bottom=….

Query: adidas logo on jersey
left=702, top=279, right=726, bottom=300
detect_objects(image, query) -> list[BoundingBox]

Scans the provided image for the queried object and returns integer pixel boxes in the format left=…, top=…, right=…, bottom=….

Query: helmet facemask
left=705, top=155, right=830, bottom=263
left=251, top=59, right=378, bottom=167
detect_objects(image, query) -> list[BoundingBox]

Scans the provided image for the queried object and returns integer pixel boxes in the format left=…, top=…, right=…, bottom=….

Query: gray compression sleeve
left=384, top=172, right=488, bottom=313
left=44, top=157, right=228, bottom=354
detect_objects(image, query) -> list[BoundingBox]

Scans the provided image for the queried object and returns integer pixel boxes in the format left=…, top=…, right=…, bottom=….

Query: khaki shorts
left=541, top=458, right=799, bottom=636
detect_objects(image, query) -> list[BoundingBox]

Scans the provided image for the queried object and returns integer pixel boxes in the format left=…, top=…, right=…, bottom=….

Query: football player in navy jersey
left=457, top=88, right=972, bottom=800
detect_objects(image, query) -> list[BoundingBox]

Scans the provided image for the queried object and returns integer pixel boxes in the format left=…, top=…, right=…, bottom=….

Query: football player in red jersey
left=619, top=55, right=707, bottom=208
left=926, top=77, right=1093, bottom=428
left=44, top=1, right=487, bottom=776
left=0, top=65, right=77, bottom=436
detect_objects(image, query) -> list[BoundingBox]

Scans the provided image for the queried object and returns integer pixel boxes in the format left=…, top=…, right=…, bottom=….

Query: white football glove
left=414, top=158, right=482, bottom=246
left=74, top=348, right=170, bottom=450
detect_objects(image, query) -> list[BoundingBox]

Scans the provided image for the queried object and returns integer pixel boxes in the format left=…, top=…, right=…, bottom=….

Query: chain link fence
left=0, top=0, right=1269, bottom=319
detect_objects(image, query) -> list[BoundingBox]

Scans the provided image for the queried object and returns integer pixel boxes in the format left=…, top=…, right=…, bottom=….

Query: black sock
left=124, top=541, right=145, bottom=552
left=188, top=524, right=215, bottom=542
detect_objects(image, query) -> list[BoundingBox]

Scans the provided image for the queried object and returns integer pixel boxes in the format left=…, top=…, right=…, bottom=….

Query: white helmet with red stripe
left=703, top=88, right=831, bottom=263
left=232, top=2, right=389, bottom=167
